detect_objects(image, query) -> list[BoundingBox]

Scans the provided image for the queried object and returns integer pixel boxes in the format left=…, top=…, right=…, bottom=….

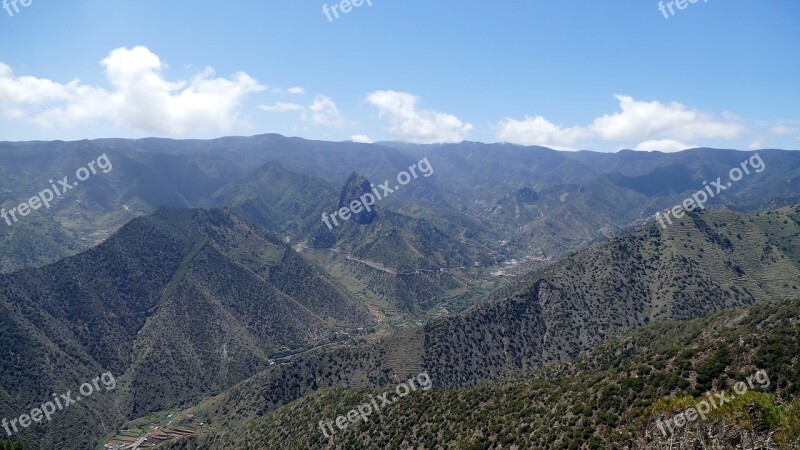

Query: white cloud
left=0, top=63, right=79, bottom=104
left=259, top=94, right=344, bottom=127
left=306, top=95, right=342, bottom=126
left=0, top=46, right=265, bottom=135
left=588, top=95, right=744, bottom=141
left=495, top=116, right=589, bottom=150
left=741, top=124, right=800, bottom=149
left=351, top=134, right=372, bottom=143
left=493, top=95, right=745, bottom=151
left=259, top=102, right=304, bottom=112
left=287, top=86, right=305, bottom=95
left=771, top=124, right=800, bottom=136
left=634, top=139, right=695, bottom=152
left=366, top=90, right=472, bottom=143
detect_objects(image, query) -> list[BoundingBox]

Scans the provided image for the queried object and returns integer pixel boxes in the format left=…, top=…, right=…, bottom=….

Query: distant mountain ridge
left=0, top=142, right=243, bottom=272
left=3, top=136, right=798, bottom=273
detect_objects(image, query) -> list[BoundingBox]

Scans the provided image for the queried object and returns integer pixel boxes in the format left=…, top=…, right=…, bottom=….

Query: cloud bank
left=495, top=95, right=746, bottom=151
left=366, top=90, right=472, bottom=144
left=0, top=46, right=265, bottom=135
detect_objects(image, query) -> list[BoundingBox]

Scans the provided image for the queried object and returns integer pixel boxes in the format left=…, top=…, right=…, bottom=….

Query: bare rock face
left=338, top=172, right=378, bottom=225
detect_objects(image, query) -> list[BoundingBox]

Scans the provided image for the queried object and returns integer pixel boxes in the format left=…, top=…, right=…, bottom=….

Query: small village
left=103, top=413, right=196, bottom=449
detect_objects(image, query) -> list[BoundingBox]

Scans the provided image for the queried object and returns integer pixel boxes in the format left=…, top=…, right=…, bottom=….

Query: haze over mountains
left=1, top=136, right=799, bottom=449
left=3, top=136, right=799, bottom=275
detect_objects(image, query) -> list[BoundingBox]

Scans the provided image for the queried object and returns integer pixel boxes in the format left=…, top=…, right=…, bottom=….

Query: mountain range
left=0, top=136, right=798, bottom=449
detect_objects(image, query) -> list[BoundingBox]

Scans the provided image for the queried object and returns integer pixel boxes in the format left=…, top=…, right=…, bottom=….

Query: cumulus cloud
left=366, top=90, right=472, bottom=143
left=306, top=95, right=342, bottom=126
left=634, top=139, right=695, bottom=152
left=0, top=46, right=265, bottom=135
left=588, top=95, right=744, bottom=141
left=260, top=94, right=344, bottom=127
left=351, top=134, right=372, bottom=143
left=494, top=95, right=745, bottom=151
left=287, top=86, right=305, bottom=95
left=771, top=124, right=800, bottom=136
left=259, top=102, right=304, bottom=112
left=495, top=116, right=589, bottom=150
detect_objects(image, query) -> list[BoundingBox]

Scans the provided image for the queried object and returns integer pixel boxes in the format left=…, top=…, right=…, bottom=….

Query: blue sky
left=0, top=0, right=798, bottom=151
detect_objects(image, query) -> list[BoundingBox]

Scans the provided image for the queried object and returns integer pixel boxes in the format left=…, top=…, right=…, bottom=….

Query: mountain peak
left=337, top=172, right=377, bottom=225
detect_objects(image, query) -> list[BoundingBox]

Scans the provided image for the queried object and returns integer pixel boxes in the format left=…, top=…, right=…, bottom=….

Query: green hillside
left=137, top=206, right=800, bottom=448
left=0, top=207, right=373, bottom=449
left=163, top=297, right=800, bottom=449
